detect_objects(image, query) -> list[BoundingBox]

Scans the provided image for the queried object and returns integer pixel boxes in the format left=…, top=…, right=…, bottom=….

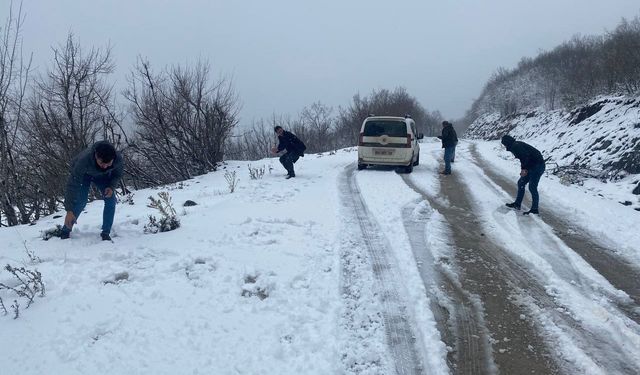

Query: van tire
left=413, top=155, right=420, bottom=166
left=357, top=164, right=367, bottom=170
left=405, top=163, right=413, bottom=173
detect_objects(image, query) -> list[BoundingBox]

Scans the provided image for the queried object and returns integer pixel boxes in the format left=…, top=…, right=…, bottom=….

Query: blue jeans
left=279, top=152, right=300, bottom=176
left=63, top=176, right=116, bottom=234
left=514, top=163, right=545, bottom=210
left=443, top=146, right=455, bottom=173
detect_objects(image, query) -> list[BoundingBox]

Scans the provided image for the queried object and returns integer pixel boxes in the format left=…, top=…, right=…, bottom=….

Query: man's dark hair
left=95, top=142, right=116, bottom=162
left=442, top=121, right=451, bottom=126
left=274, top=126, right=283, bottom=132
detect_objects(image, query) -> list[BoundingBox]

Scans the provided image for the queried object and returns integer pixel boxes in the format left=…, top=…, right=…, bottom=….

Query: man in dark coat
left=271, top=126, right=306, bottom=179
left=61, top=141, right=124, bottom=240
left=501, top=135, right=545, bottom=215
left=438, top=121, right=458, bottom=175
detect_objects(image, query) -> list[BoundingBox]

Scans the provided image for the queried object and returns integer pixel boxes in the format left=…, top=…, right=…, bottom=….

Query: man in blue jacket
left=61, top=141, right=124, bottom=240
left=501, top=135, right=545, bottom=215
left=271, top=126, right=306, bottom=179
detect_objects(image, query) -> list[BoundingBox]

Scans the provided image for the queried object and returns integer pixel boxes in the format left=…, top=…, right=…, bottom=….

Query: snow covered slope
left=465, top=96, right=640, bottom=189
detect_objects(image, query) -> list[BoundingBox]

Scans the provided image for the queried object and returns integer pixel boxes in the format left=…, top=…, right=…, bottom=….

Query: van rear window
left=363, top=121, right=407, bottom=137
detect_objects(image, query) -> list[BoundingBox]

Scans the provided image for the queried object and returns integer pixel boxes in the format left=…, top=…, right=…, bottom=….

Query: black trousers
left=279, top=152, right=300, bottom=176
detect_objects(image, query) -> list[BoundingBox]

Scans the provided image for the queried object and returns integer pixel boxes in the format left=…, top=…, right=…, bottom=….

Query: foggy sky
left=8, top=0, right=640, bottom=124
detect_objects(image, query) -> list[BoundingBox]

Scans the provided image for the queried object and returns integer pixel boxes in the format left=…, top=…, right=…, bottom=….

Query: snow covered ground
left=465, top=95, right=640, bottom=199
left=1, top=139, right=639, bottom=374
left=474, top=141, right=640, bottom=266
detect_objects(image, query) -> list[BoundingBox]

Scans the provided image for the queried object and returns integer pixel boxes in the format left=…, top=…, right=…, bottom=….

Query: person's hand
left=271, top=147, right=278, bottom=154
left=520, top=169, right=528, bottom=177
left=64, top=211, right=76, bottom=229
left=104, top=187, right=113, bottom=198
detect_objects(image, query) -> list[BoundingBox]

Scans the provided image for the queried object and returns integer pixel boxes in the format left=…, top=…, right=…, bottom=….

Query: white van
left=357, top=116, right=423, bottom=172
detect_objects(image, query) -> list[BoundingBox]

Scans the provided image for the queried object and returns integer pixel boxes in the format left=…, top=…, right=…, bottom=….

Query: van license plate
left=374, top=149, right=394, bottom=156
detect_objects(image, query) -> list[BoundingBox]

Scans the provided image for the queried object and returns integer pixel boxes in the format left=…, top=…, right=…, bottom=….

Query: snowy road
left=469, top=145, right=640, bottom=322
left=352, top=140, right=640, bottom=374
left=402, top=174, right=557, bottom=374
left=339, top=165, right=424, bottom=374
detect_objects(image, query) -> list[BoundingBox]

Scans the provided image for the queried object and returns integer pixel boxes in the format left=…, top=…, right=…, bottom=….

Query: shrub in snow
left=42, top=225, right=65, bottom=241
left=22, top=241, right=41, bottom=264
left=247, top=164, right=266, bottom=180
left=225, top=170, right=239, bottom=193
left=183, top=200, right=197, bottom=207
left=548, top=163, right=605, bottom=185
left=144, top=192, right=180, bottom=234
left=0, top=264, right=45, bottom=319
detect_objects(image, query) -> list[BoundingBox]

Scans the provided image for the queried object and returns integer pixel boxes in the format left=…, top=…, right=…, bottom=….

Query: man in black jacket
left=501, top=135, right=545, bottom=215
left=61, top=141, right=124, bottom=240
left=438, top=121, right=458, bottom=175
left=271, top=126, right=306, bottom=179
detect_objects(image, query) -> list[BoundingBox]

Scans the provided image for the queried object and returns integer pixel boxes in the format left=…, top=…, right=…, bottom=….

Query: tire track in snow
left=402, top=174, right=561, bottom=375
left=456, top=143, right=640, bottom=374
left=339, top=165, right=423, bottom=375
left=469, top=144, right=640, bottom=324
left=402, top=200, right=494, bottom=374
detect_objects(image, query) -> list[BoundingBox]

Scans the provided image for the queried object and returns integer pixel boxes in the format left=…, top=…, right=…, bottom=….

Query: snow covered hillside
left=1, top=140, right=639, bottom=374
left=465, top=95, right=640, bottom=202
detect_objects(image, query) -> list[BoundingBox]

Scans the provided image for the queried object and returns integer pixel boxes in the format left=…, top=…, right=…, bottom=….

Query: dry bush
left=0, top=264, right=45, bottom=319
left=144, top=192, right=180, bottom=233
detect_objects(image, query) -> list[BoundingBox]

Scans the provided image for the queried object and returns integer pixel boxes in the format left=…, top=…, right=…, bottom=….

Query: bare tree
left=605, top=17, right=640, bottom=95
left=124, top=58, right=239, bottom=185
left=225, top=117, right=282, bottom=161
left=18, top=33, right=117, bottom=220
left=0, top=2, right=33, bottom=226
left=335, top=87, right=432, bottom=147
left=467, top=15, right=640, bottom=124
left=291, top=102, right=335, bottom=153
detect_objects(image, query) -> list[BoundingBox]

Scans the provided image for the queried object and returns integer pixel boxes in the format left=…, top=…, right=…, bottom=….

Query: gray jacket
left=64, top=141, right=124, bottom=211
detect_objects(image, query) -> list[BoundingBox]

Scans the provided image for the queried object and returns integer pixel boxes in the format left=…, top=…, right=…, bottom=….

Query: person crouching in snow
left=61, top=141, right=124, bottom=240
left=271, top=126, right=306, bottom=179
left=501, top=135, right=546, bottom=215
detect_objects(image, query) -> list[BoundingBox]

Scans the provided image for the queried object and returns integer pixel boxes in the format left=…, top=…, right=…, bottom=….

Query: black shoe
left=506, top=202, right=521, bottom=210
left=285, top=174, right=295, bottom=179
left=60, top=231, right=70, bottom=240
left=100, top=232, right=112, bottom=241
left=523, top=209, right=539, bottom=215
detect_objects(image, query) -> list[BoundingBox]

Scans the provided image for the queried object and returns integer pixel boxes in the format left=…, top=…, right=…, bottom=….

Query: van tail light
left=406, top=134, right=412, bottom=148
left=359, top=133, right=364, bottom=146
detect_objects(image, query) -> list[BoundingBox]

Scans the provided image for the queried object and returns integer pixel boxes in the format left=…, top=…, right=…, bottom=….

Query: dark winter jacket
left=64, top=141, right=124, bottom=211
left=501, top=135, right=545, bottom=170
left=440, top=123, right=458, bottom=148
left=277, top=131, right=306, bottom=156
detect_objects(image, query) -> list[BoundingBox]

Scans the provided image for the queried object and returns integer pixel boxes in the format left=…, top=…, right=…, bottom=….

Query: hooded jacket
left=64, top=141, right=124, bottom=211
left=501, top=135, right=544, bottom=169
